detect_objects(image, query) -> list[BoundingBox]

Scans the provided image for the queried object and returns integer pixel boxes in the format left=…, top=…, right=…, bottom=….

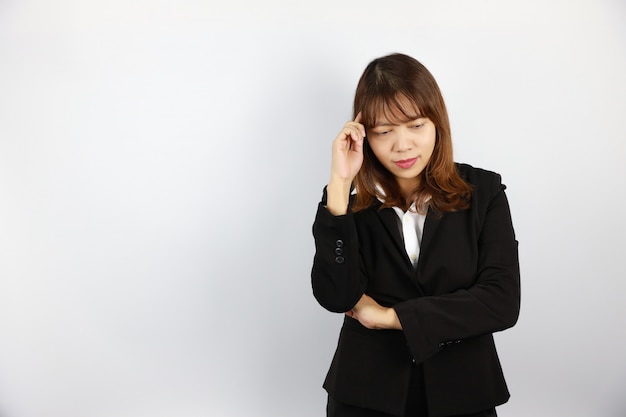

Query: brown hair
left=352, top=53, right=472, bottom=215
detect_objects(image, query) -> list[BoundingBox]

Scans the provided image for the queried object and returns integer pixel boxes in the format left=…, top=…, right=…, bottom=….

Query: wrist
left=326, top=180, right=352, bottom=215
left=385, top=308, right=402, bottom=330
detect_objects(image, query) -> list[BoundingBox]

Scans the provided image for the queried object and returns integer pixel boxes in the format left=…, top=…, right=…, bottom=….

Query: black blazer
left=311, top=164, right=520, bottom=417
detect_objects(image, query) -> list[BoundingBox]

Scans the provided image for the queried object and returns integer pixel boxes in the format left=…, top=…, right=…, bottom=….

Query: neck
left=397, top=177, right=420, bottom=200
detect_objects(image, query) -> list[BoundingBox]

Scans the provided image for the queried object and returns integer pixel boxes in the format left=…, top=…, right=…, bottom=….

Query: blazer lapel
left=377, top=207, right=407, bottom=258
left=419, top=207, right=441, bottom=260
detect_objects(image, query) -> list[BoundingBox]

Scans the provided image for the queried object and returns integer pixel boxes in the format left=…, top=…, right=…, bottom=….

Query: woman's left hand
left=345, top=294, right=402, bottom=330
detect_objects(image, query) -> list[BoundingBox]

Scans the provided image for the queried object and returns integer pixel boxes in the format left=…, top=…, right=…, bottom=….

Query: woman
left=311, top=53, right=520, bottom=417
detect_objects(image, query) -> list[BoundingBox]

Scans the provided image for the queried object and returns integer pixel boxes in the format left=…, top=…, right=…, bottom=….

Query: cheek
left=419, top=133, right=437, bottom=162
left=368, top=141, right=388, bottom=162
left=424, top=130, right=437, bottom=154
left=427, top=138, right=436, bottom=155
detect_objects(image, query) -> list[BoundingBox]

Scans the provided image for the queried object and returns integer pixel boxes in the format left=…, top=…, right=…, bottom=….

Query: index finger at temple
left=353, top=112, right=365, bottom=136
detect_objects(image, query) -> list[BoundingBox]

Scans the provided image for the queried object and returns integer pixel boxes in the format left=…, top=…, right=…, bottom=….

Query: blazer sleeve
left=311, top=189, right=367, bottom=313
left=394, top=173, right=521, bottom=364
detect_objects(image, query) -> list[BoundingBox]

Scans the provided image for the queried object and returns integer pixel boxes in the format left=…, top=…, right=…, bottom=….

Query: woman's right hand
left=326, top=113, right=366, bottom=215
left=330, top=113, right=366, bottom=183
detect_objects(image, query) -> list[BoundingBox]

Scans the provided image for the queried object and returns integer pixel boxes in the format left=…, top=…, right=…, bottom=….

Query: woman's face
left=366, top=111, right=436, bottom=197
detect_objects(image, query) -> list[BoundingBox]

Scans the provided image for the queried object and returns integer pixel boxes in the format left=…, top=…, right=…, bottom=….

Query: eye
left=371, top=129, right=390, bottom=136
left=413, top=123, right=424, bottom=129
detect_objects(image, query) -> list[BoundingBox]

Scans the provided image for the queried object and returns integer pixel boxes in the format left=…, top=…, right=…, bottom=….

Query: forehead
left=366, top=94, right=422, bottom=126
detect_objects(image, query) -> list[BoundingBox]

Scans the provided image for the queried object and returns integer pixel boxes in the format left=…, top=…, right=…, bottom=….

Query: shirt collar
left=373, top=183, right=430, bottom=213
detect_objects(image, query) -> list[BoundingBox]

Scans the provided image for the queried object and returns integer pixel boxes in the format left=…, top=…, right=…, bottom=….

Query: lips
left=394, top=157, right=418, bottom=169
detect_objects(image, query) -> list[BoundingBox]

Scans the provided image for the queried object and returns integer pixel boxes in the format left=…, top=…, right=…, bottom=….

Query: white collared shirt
left=362, top=185, right=427, bottom=268
left=392, top=204, right=427, bottom=268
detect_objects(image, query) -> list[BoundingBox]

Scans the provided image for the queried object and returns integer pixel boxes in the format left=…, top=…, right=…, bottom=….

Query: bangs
left=360, top=93, right=424, bottom=128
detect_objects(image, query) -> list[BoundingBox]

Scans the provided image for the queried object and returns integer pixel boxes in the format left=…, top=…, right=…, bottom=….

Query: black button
left=335, top=248, right=343, bottom=256
left=335, top=239, right=344, bottom=247
left=335, top=256, right=345, bottom=264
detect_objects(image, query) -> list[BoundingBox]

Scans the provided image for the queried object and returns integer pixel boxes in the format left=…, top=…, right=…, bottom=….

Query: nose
left=393, top=127, right=412, bottom=152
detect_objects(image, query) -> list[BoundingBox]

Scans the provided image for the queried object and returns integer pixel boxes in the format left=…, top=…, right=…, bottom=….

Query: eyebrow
left=373, top=116, right=426, bottom=127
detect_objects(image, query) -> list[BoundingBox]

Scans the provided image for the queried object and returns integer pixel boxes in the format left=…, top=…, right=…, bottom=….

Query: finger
left=334, top=127, right=355, bottom=149
left=345, top=122, right=366, bottom=138
left=342, top=126, right=363, bottom=143
left=351, top=135, right=364, bottom=153
left=351, top=113, right=366, bottom=137
left=350, top=126, right=364, bottom=142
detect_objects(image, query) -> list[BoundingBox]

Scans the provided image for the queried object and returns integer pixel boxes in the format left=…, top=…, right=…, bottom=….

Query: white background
left=1, top=1, right=625, bottom=416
